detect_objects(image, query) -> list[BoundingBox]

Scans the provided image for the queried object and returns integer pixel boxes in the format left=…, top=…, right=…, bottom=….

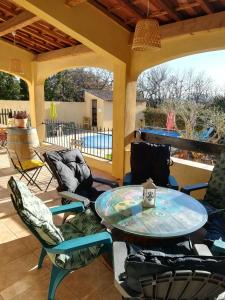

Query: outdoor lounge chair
left=113, top=241, right=225, bottom=300
left=123, top=141, right=178, bottom=190
left=8, top=177, right=112, bottom=300
left=43, top=148, right=119, bottom=207
left=181, top=152, right=225, bottom=254
left=197, top=127, right=214, bottom=142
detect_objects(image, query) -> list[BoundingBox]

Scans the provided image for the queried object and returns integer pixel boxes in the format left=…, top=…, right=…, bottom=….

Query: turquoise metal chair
left=8, top=176, right=112, bottom=300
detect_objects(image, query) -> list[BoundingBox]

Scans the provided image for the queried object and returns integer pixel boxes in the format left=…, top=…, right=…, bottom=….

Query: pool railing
left=44, top=120, right=113, bottom=161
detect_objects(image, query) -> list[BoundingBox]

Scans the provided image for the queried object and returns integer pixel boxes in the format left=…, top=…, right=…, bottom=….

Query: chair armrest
left=46, top=231, right=112, bottom=254
left=193, top=244, right=212, bottom=256
left=93, top=177, right=119, bottom=188
left=59, top=191, right=90, bottom=207
left=181, top=183, right=208, bottom=195
left=50, top=202, right=84, bottom=215
left=168, top=175, right=179, bottom=190
left=123, top=172, right=132, bottom=186
left=211, top=239, right=225, bottom=255
left=113, top=242, right=136, bottom=298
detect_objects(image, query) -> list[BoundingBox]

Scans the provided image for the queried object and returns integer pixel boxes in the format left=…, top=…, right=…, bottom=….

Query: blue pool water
left=141, top=128, right=180, bottom=138
left=82, top=134, right=112, bottom=149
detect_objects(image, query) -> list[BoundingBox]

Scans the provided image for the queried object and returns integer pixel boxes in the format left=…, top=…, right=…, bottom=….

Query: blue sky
left=157, top=50, right=225, bottom=89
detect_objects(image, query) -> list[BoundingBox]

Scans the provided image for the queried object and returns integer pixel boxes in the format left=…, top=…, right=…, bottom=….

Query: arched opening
left=136, top=50, right=225, bottom=165
left=0, top=71, right=29, bottom=125
left=43, top=67, right=113, bottom=160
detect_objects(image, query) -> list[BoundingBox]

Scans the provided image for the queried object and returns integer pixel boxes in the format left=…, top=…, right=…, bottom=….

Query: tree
left=19, top=79, right=29, bottom=100
left=212, top=95, right=225, bottom=112
left=0, top=72, right=21, bottom=99
left=137, top=66, right=216, bottom=106
left=162, top=99, right=204, bottom=139
left=44, top=68, right=113, bottom=102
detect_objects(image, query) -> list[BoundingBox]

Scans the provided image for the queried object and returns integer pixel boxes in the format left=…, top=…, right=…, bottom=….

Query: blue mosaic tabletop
left=95, top=186, right=208, bottom=238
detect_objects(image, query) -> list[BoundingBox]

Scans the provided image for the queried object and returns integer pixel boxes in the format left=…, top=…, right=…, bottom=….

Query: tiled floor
left=0, top=148, right=121, bottom=300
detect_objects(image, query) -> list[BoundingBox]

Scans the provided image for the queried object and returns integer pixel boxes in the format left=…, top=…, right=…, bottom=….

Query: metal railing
left=0, top=108, right=13, bottom=125
left=44, top=120, right=112, bottom=161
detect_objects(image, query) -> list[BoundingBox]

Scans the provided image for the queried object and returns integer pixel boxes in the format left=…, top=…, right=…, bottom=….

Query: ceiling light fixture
left=132, top=0, right=161, bottom=51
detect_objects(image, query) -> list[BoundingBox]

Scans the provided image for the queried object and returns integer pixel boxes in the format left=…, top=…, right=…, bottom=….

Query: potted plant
left=14, top=111, right=29, bottom=128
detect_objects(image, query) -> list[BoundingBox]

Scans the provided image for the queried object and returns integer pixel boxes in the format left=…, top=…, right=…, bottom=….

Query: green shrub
left=144, top=108, right=166, bottom=128
left=144, top=108, right=185, bottom=130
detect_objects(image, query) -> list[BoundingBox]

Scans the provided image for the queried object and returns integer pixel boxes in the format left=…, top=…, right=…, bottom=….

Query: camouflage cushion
left=8, top=177, right=105, bottom=270
left=204, top=152, right=225, bottom=209
left=8, top=176, right=64, bottom=245
left=55, top=209, right=104, bottom=269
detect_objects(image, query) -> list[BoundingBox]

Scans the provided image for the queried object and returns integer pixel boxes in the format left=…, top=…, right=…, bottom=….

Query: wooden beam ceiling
left=196, top=0, right=214, bottom=14
left=152, top=0, right=181, bottom=21
left=0, top=10, right=38, bottom=36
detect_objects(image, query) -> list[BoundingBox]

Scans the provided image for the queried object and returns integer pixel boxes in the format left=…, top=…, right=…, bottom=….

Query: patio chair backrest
left=8, top=176, right=64, bottom=247
left=130, top=141, right=171, bottom=186
left=204, top=152, right=225, bottom=209
left=43, top=149, right=93, bottom=193
left=138, top=270, right=225, bottom=299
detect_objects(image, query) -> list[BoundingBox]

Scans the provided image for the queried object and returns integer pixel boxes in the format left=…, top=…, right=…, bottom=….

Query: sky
left=156, top=50, right=225, bottom=89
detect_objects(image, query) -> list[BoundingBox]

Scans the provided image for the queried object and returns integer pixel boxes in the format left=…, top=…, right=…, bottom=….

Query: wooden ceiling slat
left=0, top=11, right=39, bottom=36
left=21, top=27, right=67, bottom=48
left=152, top=0, right=181, bottom=21
left=30, top=23, right=75, bottom=46
left=0, top=0, right=19, bottom=16
left=89, top=0, right=133, bottom=31
left=3, top=35, right=42, bottom=53
left=12, top=31, right=55, bottom=51
left=196, top=0, right=214, bottom=13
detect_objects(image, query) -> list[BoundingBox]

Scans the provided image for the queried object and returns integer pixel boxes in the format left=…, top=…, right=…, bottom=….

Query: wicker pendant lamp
left=132, top=0, right=161, bottom=51
left=9, top=31, right=24, bottom=74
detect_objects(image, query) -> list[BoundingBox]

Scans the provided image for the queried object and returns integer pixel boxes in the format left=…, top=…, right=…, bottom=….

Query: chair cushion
left=8, top=177, right=105, bottom=270
left=53, top=208, right=104, bottom=270
left=15, top=159, right=45, bottom=170
left=125, top=245, right=225, bottom=293
left=204, top=152, right=225, bottom=209
left=44, top=149, right=93, bottom=193
left=8, top=177, right=64, bottom=246
left=130, top=142, right=171, bottom=186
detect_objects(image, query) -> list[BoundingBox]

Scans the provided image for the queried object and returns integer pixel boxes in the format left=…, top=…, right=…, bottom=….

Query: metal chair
left=113, top=241, right=225, bottom=300
left=8, top=177, right=112, bottom=300
left=6, top=147, right=47, bottom=191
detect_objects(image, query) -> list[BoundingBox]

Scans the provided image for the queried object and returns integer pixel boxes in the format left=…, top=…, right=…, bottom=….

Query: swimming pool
left=141, top=128, right=180, bottom=138
left=82, top=134, right=112, bottom=149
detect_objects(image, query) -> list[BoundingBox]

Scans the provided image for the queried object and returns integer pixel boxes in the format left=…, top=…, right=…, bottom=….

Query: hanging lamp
left=132, top=0, right=161, bottom=51
left=9, top=31, right=24, bottom=74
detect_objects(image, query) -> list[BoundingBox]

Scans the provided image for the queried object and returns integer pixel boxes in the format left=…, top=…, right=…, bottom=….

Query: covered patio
left=1, top=0, right=225, bottom=299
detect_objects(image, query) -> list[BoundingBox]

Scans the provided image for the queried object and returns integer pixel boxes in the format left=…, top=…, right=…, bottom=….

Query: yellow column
left=112, top=63, right=137, bottom=179
left=29, top=62, right=45, bottom=144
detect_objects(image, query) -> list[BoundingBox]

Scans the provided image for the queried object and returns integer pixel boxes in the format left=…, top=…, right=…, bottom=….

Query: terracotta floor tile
left=0, top=152, right=120, bottom=300
left=0, top=223, right=17, bottom=243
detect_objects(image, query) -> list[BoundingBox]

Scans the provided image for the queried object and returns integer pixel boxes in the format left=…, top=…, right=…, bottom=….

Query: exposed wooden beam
left=196, top=0, right=213, bottom=14
left=0, top=11, right=39, bottom=36
left=88, top=0, right=132, bottom=31
left=35, top=44, right=92, bottom=61
left=152, top=0, right=180, bottom=21
left=161, top=10, right=225, bottom=39
left=65, top=0, right=86, bottom=7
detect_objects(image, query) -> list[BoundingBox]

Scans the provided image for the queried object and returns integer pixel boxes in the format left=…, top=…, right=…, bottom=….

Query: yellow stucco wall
left=0, top=40, right=34, bottom=83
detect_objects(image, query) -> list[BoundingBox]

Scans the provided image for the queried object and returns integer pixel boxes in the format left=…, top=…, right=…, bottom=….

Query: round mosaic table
left=95, top=185, right=208, bottom=239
